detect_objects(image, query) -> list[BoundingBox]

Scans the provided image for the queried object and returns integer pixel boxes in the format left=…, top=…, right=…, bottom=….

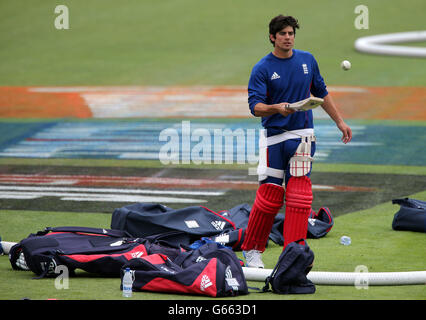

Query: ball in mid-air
left=341, top=60, right=351, bottom=70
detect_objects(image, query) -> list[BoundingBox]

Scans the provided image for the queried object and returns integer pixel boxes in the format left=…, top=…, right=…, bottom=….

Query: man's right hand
left=277, top=103, right=296, bottom=117
left=253, top=102, right=295, bottom=117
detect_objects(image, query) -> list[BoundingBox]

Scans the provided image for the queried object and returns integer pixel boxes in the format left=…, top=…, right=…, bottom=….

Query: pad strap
left=257, top=166, right=284, bottom=180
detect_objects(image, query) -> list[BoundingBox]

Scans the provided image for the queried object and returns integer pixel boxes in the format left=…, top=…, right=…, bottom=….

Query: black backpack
left=262, top=239, right=316, bottom=294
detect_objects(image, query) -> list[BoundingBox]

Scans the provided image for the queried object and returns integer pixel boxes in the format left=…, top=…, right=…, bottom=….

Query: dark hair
left=269, top=15, right=300, bottom=46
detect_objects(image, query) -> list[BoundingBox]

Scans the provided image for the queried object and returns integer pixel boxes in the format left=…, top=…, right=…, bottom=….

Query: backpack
left=262, top=239, right=316, bottom=294
left=9, top=226, right=182, bottom=278
left=392, top=198, right=426, bottom=233
left=121, top=244, right=249, bottom=297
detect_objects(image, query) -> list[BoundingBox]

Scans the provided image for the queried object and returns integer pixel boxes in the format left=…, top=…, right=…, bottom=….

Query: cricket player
left=242, top=15, right=352, bottom=268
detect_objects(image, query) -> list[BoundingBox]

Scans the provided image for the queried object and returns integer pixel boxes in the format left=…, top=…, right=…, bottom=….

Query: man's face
left=270, top=25, right=295, bottom=51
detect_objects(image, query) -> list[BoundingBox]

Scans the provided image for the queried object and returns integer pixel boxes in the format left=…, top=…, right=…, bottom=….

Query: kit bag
left=392, top=198, right=426, bottom=233
left=262, top=239, right=315, bottom=294
left=121, top=244, right=249, bottom=297
left=269, top=208, right=334, bottom=246
left=307, top=207, right=334, bottom=238
left=111, top=203, right=253, bottom=249
left=9, top=226, right=181, bottom=278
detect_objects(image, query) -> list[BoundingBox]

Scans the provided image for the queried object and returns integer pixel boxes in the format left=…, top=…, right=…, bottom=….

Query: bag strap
left=246, top=285, right=270, bottom=293
left=245, top=273, right=275, bottom=293
left=46, top=226, right=131, bottom=238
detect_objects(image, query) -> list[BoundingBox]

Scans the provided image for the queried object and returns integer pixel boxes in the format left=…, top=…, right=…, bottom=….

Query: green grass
left=1, top=191, right=425, bottom=300
left=0, top=0, right=425, bottom=86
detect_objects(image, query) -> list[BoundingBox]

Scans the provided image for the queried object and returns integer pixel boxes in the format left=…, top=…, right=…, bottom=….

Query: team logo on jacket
left=271, top=72, right=280, bottom=80
left=200, top=274, right=213, bottom=291
left=302, top=64, right=309, bottom=74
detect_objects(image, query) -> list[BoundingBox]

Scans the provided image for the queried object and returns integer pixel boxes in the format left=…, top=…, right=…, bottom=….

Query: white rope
left=355, top=31, right=426, bottom=58
left=0, top=241, right=16, bottom=255
left=243, top=267, right=426, bottom=286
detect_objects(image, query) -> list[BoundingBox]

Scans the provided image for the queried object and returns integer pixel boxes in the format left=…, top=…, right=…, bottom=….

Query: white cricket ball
left=341, top=60, right=351, bottom=71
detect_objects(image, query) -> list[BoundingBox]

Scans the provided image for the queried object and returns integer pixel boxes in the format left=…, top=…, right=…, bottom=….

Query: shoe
left=243, top=249, right=264, bottom=268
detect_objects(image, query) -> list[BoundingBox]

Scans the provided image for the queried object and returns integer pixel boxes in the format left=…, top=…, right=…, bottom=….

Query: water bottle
left=340, top=236, right=351, bottom=246
left=122, top=267, right=133, bottom=298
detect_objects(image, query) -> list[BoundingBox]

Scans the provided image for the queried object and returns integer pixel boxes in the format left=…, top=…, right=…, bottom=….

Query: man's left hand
left=337, top=121, right=352, bottom=144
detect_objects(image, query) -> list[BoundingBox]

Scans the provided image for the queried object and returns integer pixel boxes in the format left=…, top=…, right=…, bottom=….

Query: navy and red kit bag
left=121, top=246, right=249, bottom=297
left=9, top=226, right=181, bottom=278
left=111, top=203, right=249, bottom=249
left=307, top=207, right=334, bottom=238
left=269, top=207, right=334, bottom=245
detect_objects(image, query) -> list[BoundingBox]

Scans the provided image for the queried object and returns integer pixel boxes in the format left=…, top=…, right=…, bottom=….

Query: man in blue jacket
left=242, top=14, right=352, bottom=268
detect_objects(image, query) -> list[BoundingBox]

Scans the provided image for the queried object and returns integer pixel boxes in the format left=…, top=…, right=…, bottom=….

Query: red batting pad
left=283, top=176, right=313, bottom=249
left=241, top=183, right=284, bottom=252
